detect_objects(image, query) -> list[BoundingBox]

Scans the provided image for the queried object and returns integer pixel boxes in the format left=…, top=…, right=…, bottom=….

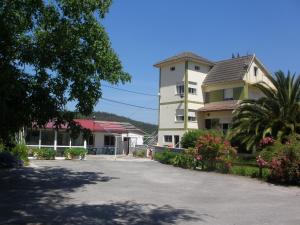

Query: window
left=194, top=65, right=200, bottom=71
left=164, top=135, right=172, bottom=143
left=254, top=66, right=258, bottom=76
left=188, top=110, right=197, bottom=122
left=188, top=87, right=197, bottom=94
left=104, top=135, right=115, bottom=146
left=176, top=109, right=184, bottom=122
left=224, top=88, right=233, bottom=100
left=176, top=84, right=184, bottom=95
left=176, top=115, right=184, bottom=121
left=188, top=116, right=196, bottom=121
left=170, top=66, right=175, bottom=71
left=188, top=81, right=197, bottom=95
left=205, top=119, right=220, bottom=129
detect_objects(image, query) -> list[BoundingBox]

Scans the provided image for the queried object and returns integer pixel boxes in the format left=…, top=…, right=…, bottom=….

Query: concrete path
left=0, top=157, right=299, bottom=225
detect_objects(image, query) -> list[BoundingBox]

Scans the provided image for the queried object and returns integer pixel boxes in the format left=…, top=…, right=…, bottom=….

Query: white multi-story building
left=154, top=52, right=273, bottom=148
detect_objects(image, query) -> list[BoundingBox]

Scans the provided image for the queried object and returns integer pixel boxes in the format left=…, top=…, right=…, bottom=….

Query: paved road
left=0, top=156, right=299, bottom=225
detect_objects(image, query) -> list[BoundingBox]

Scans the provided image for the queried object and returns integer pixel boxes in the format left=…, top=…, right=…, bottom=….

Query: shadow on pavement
left=0, top=166, right=203, bottom=224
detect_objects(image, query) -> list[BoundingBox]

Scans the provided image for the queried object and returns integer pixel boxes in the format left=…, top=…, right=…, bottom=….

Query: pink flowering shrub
left=260, top=136, right=274, bottom=147
left=268, top=143, right=300, bottom=185
left=195, top=133, right=236, bottom=172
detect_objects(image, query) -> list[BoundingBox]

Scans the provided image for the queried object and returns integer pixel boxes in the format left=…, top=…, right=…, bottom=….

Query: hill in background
left=75, top=111, right=157, bottom=135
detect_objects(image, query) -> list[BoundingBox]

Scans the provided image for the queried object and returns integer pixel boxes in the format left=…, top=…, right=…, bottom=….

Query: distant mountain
left=75, top=111, right=157, bottom=135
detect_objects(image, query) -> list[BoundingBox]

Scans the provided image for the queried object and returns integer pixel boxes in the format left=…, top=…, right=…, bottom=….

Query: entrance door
left=123, top=137, right=130, bottom=155
left=174, top=135, right=180, bottom=148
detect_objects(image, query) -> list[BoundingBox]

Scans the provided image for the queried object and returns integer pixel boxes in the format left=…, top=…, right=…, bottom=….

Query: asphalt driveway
left=0, top=156, right=299, bottom=225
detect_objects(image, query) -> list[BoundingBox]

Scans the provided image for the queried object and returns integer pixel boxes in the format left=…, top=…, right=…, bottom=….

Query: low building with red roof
left=25, top=119, right=145, bottom=155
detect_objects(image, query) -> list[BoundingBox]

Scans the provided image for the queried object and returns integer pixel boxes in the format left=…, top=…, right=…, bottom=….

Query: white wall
left=121, top=133, right=144, bottom=146
left=158, top=130, right=185, bottom=148
left=159, top=102, right=185, bottom=129
left=244, top=59, right=273, bottom=87
left=187, top=61, right=210, bottom=103
left=93, top=132, right=143, bottom=149
left=160, top=62, right=185, bottom=103
left=248, top=85, right=264, bottom=100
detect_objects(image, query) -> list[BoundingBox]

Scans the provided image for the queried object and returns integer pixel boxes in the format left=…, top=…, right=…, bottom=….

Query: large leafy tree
left=229, top=71, right=300, bottom=151
left=0, top=0, right=130, bottom=144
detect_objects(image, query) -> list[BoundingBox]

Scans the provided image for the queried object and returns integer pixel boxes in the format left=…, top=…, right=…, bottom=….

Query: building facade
left=25, top=119, right=144, bottom=155
left=154, top=52, right=273, bottom=148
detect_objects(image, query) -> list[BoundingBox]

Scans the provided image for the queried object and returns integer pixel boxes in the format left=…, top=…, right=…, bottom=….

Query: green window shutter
left=209, top=90, right=223, bottom=102
left=233, top=87, right=244, bottom=100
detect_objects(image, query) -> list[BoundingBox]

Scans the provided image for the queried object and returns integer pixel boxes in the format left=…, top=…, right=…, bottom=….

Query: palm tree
left=228, top=71, right=300, bottom=151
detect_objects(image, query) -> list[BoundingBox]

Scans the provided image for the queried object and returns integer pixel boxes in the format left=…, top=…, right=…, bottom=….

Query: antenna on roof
left=237, top=53, right=240, bottom=58
left=231, top=53, right=235, bottom=58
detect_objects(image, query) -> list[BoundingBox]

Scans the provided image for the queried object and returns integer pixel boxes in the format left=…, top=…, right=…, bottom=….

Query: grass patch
left=230, top=165, right=270, bottom=180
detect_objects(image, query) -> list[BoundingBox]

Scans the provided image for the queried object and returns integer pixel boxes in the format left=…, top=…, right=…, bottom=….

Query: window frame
left=175, top=109, right=184, bottom=122
left=188, top=109, right=197, bottom=122
left=104, top=135, right=115, bottom=146
left=188, top=87, right=197, bottom=95
left=176, top=84, right=185, bottom=95
left=205, top=118, right=220, bottom=129
left=164, top=135, right=173, bottom=143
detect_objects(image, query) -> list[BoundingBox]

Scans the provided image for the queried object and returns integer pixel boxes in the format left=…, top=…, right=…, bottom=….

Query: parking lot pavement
left=0, top=158, right=299, bottom=225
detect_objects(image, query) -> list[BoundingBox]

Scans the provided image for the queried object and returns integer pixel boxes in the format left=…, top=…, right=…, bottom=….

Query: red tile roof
left=198, top=100, right=239, bottom=112
left=43, top=119, right=144, bottom=134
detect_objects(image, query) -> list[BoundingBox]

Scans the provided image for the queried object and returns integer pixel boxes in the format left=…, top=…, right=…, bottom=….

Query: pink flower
left=256, top=155, right=267, bottom=167
left=260, top=137, right=274, bottom=146
left=195, top=155, right=202, bottom=161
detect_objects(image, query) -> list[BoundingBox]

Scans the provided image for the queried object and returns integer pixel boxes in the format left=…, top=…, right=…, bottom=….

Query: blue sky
left=71, top=0, right=300, bottom=124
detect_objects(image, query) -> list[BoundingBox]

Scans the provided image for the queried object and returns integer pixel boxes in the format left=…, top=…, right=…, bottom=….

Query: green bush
left=153, top=150, right=178, bottom=164
left=181, top=129, right=223, bottom=149
left=34, top=148, right=56, bottom=160
left=133, top=150, right=146, bottom=158
left=11, top=144, right=29, bottom=164
left=171, top=153, right=195, bottom=169
left=258, top=141, right=282, bottom=162
left=0, top=141, right=5, bottom=153
left=64, top=148, right=87, bottom=160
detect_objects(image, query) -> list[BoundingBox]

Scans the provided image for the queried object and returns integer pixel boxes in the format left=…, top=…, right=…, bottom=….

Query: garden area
left=0, top=143, right=87, bottom=168
left=151, top=129, right=300, bottom=186
left=135, top=71, right=299, bottom=186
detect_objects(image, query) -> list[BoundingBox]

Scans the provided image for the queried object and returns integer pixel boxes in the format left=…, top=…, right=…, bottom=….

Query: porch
left=24, top=129, right=124, bottom=156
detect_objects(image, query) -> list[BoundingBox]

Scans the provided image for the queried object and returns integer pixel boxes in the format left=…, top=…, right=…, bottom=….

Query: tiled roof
left=203, top=55, right=254, bottom=84
left=198, top=100, right=239, bottom=112
left=43, top=119, right=145, bottom=134
left=154, top=52, right=215, bottom=67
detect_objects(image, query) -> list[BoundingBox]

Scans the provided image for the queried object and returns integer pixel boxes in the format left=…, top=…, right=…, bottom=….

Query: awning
left=198, top=100, right=239, bottom=112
